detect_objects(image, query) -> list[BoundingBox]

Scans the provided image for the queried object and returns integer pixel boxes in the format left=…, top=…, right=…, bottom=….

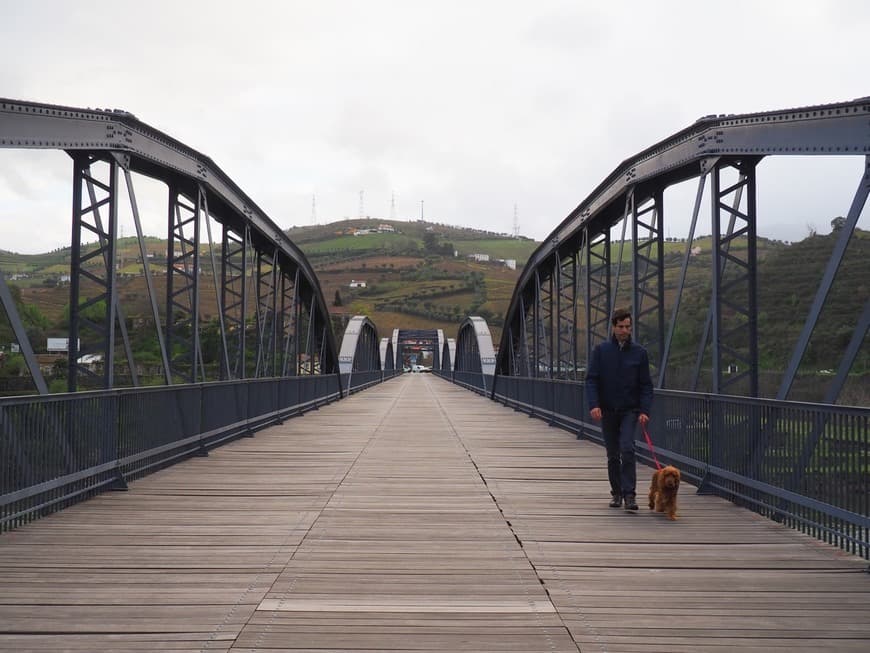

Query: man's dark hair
left=611, top=308, right=632, bottom=325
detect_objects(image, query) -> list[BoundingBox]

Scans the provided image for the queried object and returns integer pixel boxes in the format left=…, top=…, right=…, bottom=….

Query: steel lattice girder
left=221, top=226, right=249, bottom=379
left=585, top=229, right=611, bottom=356
left=0, top=98, right=340, bottom=388
left=165, top=184, right=201, bottom=384
left=278, top=268, right=299, bottom=377
left=556, top=251, right=578, bottom=378
left=631, top=191, right=665, bottom=379
left=535, top=268, right=553, bottom=377
left=255, top=249, right=279, bottom=377
left=710, top=159, right=759, bottom=396
left=69, top=154, right=119, bottom=391
left=496, top=97, right=870, bottom=398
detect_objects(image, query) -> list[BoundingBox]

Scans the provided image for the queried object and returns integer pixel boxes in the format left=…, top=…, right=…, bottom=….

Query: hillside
left=0, top=221, right=866, bottom=402
left=288, top=219, right=538, bottom=339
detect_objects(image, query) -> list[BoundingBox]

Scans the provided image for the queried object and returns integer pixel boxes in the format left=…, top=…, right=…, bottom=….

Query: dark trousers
left=602, top=410, right=638, bottom=497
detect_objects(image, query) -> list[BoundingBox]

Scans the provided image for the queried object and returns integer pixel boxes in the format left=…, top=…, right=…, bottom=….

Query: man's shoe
left=609, top=495, right=622, bottom=508
left=623, top=494, right=639, bottom=511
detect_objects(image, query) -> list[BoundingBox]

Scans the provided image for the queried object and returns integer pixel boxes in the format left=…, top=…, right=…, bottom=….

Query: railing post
left=547, top=379, right=556, bottom=426
left=244, top=382, right=255, bottom=437
left=195, top=384, right=209, bottom=455
left=275, top=378, right=284, bottom=424
left=109, top=392, right=128, bottom=490
left=698, top=393, right=716, bottom=495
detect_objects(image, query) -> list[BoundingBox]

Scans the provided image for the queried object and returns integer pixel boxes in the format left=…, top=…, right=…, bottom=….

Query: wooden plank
left=427, top=377, right=870, bottom=651
left=0, top=374, right=867, bottom=652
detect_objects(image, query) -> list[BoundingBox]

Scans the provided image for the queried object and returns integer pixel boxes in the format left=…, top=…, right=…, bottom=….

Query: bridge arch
left=452, top=100, right=870, bottom=558
left=440, top=338, right=456, bottom=372
left=0, top=98, right=338, bottom=392
left=337, top=316, right=389, bottom=393
left=393, top=328, right=441, bottom=371
left=380, top=337, right=395, bottom=371
left=455, top=316, right=496, bottom=375
left=338, top=316, right=381, bottom=373
left=497, top=97, right=870, bottom=402
left=443, top=316, right=497, bottom=394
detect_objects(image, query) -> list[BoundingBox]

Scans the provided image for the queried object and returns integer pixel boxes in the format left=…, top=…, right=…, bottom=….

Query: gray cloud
left=1, top=0, right=868, bottom=253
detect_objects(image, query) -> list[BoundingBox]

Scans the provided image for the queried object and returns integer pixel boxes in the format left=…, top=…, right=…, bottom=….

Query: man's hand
left=638, top=412, right=650, bottom=426
left=590, top=407, right=602, bottom=421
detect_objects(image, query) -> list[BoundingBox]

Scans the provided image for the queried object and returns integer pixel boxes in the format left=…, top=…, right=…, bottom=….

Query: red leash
left=641, top=423, right=663, bottom=470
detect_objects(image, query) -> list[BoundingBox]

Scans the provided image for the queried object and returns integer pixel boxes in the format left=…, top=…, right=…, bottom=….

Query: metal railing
left=435, top=370, right=870, bottom=560
left=341, top=369, right=402, bottom=395
left=1, top=371, right=396, bottom=532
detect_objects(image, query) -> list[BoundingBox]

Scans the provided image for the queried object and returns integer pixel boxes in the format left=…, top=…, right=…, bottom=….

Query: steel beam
left=165, top=184, right=201, bottom=383
left=824, top=299, right=870, bottom=405
left=255, top=249, right=278, bottom=377
left=282, top=269, right=300, bottom=376
left=68, top=154, right=118, bottom=392
left=1, top=99, right=341, bottom=386
left=122, top=166, right=171, bottom=385
left=777, top=156, right=870, bottom=400
left=631, top=190, right=665, bottom=378
left=659, top=165, right=713, bottom=388
left=535, top=268, right=554, bottom=378
left=221, top=225, right=248, bottom=379
left=585, top=228, right=611, bottom=354
left=82, top=159, right=135, bottom=386
left=710, top=158, right=759, bottom=396
left=556, top=251, right=578, bottom=378
left=200, top=190, right=231, bottom=381
left=0, top=274, right=48, bottom=394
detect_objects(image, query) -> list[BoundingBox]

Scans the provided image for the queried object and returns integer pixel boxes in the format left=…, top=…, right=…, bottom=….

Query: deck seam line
left=426, top=375, right=582, bottom=652
left=246, top=379, right=409, bottom=652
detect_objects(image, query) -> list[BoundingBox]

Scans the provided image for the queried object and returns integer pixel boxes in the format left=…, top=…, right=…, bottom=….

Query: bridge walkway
left=1, top=374, right=868, bottom=652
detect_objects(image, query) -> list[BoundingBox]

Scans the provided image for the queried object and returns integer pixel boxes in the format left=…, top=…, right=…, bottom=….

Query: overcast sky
left=1, top=0, right=869, bottom=254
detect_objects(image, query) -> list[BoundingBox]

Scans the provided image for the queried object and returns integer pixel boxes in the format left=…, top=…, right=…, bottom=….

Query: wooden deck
left=1, top=374, right=868, bottom=652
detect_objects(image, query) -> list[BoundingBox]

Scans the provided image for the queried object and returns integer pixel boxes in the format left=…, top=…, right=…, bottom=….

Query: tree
left=830, top=216, right=846, bottom=232
left=423, top=231, right=439, bottom=251
left=333, top=289, right=343, bottom=306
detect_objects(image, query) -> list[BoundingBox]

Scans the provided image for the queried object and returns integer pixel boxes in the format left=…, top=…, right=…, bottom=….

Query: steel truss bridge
left=1, top=97, right=868, bottom=561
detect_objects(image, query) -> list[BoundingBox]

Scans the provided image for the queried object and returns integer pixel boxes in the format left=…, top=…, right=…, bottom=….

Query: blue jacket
left=586, top=336, right=653, bottom=414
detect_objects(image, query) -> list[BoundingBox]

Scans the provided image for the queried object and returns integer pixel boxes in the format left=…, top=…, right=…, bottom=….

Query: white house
left=349, top=279, right=367, bottom=288
left=47, top=338, right=80, bottom=353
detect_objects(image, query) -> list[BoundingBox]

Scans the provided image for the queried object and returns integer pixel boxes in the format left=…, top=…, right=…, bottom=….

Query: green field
left=451, top=238, right=538, bottom=261
left=300, top=233, right=415, bottom=254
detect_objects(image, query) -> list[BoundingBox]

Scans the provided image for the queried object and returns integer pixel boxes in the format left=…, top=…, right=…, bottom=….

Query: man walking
left=586, top=308, right=653, bottom=510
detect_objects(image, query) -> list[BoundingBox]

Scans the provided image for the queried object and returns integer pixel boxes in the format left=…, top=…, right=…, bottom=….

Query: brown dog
left=648, top=465, right=681, bottom=520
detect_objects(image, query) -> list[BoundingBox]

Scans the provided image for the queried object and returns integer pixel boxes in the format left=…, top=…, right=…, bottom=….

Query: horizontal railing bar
left=0, top=374, right=380, bottom=531
left=701, top=463, right=870, bottom=528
